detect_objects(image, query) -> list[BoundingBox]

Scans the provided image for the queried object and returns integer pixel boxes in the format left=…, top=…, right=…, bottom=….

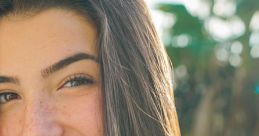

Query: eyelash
left=0, top=74, right=94, bottom=105
left=58, top=74, right=95, bottom=89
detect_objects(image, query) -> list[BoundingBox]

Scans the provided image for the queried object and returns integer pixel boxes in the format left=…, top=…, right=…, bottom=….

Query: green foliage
left=156, top=1, right=259, bottom=136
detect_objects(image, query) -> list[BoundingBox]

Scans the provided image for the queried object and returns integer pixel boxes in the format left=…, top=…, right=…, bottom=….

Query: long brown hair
left=0, top=0, right=180, bottom=135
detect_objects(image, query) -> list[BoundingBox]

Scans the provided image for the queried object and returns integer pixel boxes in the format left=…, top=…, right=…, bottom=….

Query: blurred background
left=146, top=0, right=259, bottom=136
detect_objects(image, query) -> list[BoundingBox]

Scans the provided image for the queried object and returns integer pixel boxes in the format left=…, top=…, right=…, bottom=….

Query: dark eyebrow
left=41, top=52, right=98, bottom=78
left=0, top=76, right=19, bottom=84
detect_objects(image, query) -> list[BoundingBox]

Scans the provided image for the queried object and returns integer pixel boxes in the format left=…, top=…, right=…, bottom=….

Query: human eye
left=0, top=91, right=21, bottom=105
left=59, top=74, right=95, bottom=89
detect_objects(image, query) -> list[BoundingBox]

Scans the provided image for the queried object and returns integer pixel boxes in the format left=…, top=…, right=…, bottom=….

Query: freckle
left=62, top=105, right=66, bottom=109
left=18, top=119, right=22, bottom=124
left=40, top=100, right=43, bottom=105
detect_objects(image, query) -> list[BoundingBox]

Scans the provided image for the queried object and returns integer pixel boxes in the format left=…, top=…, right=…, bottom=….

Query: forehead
left=0, top=9, right=97, bottom=75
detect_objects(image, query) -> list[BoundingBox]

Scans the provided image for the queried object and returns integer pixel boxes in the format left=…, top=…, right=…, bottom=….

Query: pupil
left=6, top=93, right=17, bottom=100
left=72, top=79, right=85, bottom=86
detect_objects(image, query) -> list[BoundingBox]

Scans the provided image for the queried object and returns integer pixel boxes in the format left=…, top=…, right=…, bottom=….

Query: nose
left=21, top=97, right=64, bottom=136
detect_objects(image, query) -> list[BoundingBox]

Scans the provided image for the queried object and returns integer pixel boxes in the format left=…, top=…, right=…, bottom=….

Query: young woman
left=0, top=0, right=180, bottom=135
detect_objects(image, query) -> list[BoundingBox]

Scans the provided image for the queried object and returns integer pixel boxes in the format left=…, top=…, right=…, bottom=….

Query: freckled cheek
left=58, top=89, right=103, bottom=135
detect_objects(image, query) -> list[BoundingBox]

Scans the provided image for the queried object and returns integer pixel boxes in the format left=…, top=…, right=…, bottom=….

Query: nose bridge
left=22, top=93, right=64, bottom=136
left=24, top=96, right=49, bottom=125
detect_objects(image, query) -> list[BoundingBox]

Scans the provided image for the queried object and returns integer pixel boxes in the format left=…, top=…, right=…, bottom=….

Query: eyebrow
left=0, top=76, right=19, bottom=84
left=0, top=52, right=98, bottom=85
left=41, top=52, right=99, bottom=78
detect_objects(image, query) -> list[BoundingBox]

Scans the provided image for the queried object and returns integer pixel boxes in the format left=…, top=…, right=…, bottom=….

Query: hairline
left=1, top=6, right=96, bottom=28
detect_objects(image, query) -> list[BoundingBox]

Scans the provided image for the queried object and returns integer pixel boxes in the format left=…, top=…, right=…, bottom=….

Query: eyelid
left=0, top=89, right=17, bottom=94
left=57, top=73, right=94, bottom=90
left=0, top=84, right=20, bottom=92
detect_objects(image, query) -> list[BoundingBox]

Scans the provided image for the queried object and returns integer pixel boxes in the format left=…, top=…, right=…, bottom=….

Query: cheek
left=0, top=109, right=23, bottom=135
left=58, top=88, right=104, bottom=135
left=0, top=88, right=103, bottom=136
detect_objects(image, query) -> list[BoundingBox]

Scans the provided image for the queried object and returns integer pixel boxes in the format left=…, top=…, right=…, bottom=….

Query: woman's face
left=0, top=9, right=103, bottom=136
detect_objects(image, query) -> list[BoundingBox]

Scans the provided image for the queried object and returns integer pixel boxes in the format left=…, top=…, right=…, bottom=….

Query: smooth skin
left=0, top=9, right=103, bottom=136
